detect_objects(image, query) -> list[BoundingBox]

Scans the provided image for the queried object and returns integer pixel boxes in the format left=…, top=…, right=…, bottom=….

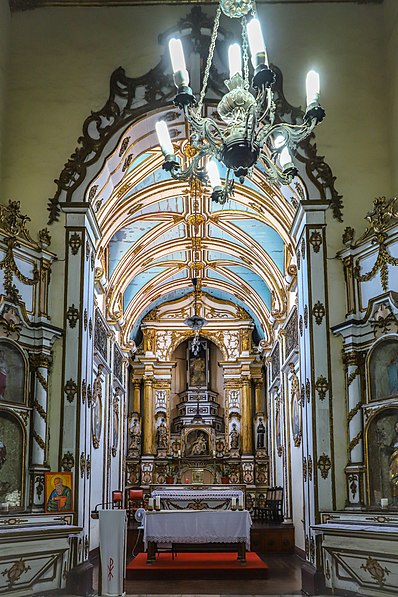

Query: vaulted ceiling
left=91, top=108, right=302, bottom=349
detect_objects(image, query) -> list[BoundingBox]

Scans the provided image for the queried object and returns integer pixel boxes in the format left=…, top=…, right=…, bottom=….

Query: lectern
left=99, top=509, right=127, bottom=597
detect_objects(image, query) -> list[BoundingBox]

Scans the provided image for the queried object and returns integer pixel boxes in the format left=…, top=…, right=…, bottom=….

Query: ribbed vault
left=90, top=106, right=303, bottom=351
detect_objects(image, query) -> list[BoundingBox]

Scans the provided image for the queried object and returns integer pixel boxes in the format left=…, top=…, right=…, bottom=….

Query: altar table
left=151, top=487, right=244, bottom=510
left=143, top=509, right=252, bottom=563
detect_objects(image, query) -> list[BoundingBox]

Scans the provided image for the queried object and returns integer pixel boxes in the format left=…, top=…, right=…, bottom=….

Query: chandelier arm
left=255, top=119, right=317, bottom=149
left=256, top=88, right=273, bottom=124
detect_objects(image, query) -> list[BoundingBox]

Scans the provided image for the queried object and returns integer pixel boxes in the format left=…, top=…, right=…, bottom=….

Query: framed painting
left=0, top=411, right=24, bottom=508
left=45, top=472, right=73, bottom=513
left=0, top=341, right=26, bottom=404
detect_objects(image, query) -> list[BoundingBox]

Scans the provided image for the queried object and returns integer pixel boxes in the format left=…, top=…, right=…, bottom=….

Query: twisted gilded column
left=30, top=353, right=50, bottom=466
left=343, top=350, right=365, bottom=506
left=29, top=353, right=50, bottom=511
left=143, top=376, right=154, bottom=455
left=241, top=377, right=253, bottom=454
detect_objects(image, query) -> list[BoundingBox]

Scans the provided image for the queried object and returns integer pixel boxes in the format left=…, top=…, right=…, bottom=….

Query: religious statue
left=189, top=356, right=206, bottom=387
left=229, top=423, right=239, bottom=450
left=156, top=418, right=168, bottom=450
left=387, top=355, right=398, bottom=396
left=389, top=421, right=398, bottom=504
left=189, top=432, right=207, bottom=456
left=256, top=417, right=266, bottom=449
left=127, top=414, right=141, bottom=456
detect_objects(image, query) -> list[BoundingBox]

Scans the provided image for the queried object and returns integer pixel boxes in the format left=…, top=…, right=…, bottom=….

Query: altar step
left=126, top=552, right=269, bottom=580
left=127, top=523, right=295, bottom=557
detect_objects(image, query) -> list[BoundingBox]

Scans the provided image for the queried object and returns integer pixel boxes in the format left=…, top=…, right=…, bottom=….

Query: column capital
left=342, top=350, right=365, bottom=367
left=29, top=353, right=51, bottom=370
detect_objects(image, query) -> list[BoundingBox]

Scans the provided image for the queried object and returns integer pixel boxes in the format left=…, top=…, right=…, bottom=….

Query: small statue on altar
left=229, top=423, right=240, bottom=450
left=256, top=417, right=266, bottom=449
left=156, top=418, right=168, bottom=450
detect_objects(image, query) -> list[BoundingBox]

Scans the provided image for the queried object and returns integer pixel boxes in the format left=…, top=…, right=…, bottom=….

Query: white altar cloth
left=151, top=489, right=244, bottom=500
left=151, top=488, right=244, bottom=510
left=143, top=509, right=252, bottom=549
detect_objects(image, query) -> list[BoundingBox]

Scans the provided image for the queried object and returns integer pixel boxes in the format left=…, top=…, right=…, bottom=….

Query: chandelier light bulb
left=207, top=159, right=222, bottom=189
left=274, top=134, right=285, bottom=149
left=228, top=43, right=242, bottom=79
left=247, top=18, right=268, bottom=68
left=169, top=38, right=190, bottom=87
left=306, top=70, right=320, bottom=107
left=279, top=146, right=293, bottom=169
left=155, top=120, right=174, bottom=156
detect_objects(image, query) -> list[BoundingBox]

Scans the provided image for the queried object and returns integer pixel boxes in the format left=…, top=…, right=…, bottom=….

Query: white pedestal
left=99, top=509, right=127, bottom=597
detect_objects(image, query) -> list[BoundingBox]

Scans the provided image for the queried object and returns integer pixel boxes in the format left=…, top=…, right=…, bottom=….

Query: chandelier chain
left=241, top=16, right=250, bottom=91
left=196, top=5, right=222, bottom=115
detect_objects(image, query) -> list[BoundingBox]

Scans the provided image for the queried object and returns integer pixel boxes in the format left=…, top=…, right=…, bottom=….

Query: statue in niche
left=189, top=356, right=206, bottom=387
left=187, top=430, right=208, bottom=456
left=388, top=421, right=398, bottom=504
left=190, top=433, right=207, bottom=455
left=0, top=438, right=6, bottom=469
left=387, top=356, right=398, bottom=397
left=256, top=417, right=266, bottom=449
left=369, top=411, right=398, bottom=505
left=370, top=340, right=398, bottom=400
left=229, top=423, right=240, bottom=450
left=127, top=414, right=141, bottom=456
left=156, top=418, right=168, bottom=450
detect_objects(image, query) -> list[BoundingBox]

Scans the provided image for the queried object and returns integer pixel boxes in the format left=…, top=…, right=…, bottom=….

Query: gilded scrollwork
left=312, top=301, right=326, bottom=325
left=315, top=375, right=329, bottom=401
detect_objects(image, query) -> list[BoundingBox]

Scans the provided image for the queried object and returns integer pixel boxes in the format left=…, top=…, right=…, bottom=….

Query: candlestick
left=238, top=495, right=244, bottom=510
left=155, top=495, right=161, bottom=510
left=148, top=497, right=154, bottom=511
left=231, top=497, right=237, bottom=511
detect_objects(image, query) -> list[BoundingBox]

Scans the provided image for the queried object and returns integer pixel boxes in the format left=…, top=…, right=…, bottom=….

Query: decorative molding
left=349, top=430, right=362, bottom=452
left=68, top=232, right=82, bottom=255
left=315, top=375, right=328, bottom=401
left=33, top=399, right=47, bottom=421
left=309, top=230, right=322, bottom=253
left=317, top=452, right=331, bottom=479
left=312, top=301, right=325, bottom=325
left=347, top=401, right=362, bottom=423
left=80, top=452, right=86, bottom=478
left=0, top=306, right=23, bottom=339
left=360, top=556, right=390, bottom=587
left=352, top=197, right=398, bottom=291
left=33, top=430, right=46, bottom=450
left=61, top=451, right=74, bottom=471
left=66, top=304, right=80, bottom=328
left=303, top=456, right=307, bottom=482
left=308, top=455, right=313, bottom=481
left=305, top=379, right=311, bottom=403
left=303, top=305, right=308, bottom=329
left=64, top=378, right=78, bottom=404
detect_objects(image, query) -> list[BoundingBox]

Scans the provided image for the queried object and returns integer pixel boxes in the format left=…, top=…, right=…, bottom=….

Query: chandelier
left=156, top=0, right=325, bottom=204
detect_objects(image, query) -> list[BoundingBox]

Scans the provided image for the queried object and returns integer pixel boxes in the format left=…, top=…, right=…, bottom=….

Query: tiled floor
left=32, top=554, right=350, bottom=596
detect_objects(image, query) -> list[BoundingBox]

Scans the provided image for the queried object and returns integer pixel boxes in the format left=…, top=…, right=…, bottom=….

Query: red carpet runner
left=126, top=552, right=269, bottom=580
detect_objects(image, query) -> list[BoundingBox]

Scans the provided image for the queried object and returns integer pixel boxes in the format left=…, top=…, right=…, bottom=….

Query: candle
left=155, top=496, right=161, bottom=510
left=185, top=478, right=189, bottom=484
left=231, top=497, right=237, bottom=511
left=148, top=497, right=154, bottom=511
left=238, top=495, right=244, bottom=510
left=178, top=449, right=181, bottom=458
left=381, top=498, right=389, bottom=509
left=213, top=450, right=216, bottom=458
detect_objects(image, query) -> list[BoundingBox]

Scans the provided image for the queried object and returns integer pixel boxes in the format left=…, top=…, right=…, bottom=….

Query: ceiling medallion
left=156, top=0, right=325, bottom=205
